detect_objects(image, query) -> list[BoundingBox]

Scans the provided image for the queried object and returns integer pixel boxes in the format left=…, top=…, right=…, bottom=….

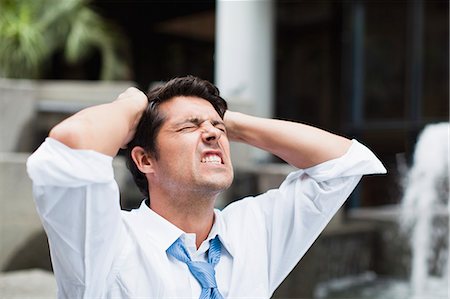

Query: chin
left=211, top=180, right=233, bottom=191
left=202, top=177, right=233, bottom=193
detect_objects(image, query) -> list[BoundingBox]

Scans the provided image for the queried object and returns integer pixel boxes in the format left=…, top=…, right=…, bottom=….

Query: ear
left=131, top=146, right=155, bottom=174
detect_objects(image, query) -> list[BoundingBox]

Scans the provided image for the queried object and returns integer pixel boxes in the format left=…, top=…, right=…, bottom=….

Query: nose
left=201, top=122, right=221, bottom=143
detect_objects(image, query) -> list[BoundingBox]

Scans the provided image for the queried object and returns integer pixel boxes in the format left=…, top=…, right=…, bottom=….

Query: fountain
left=314, top=122, right=449, bottom=299
left=400, top=122, right=449, bottom=298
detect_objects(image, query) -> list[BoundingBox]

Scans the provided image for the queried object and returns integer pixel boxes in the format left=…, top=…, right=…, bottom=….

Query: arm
left=27, top=87, right=148, bottom=296
left=49, top=87, right=148, bottom=157
left=224, top=111, right=352, bottom=168
left=224, top=111, right=386, bottom=294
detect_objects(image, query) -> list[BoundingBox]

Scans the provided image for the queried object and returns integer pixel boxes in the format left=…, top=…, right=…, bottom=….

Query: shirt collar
left=135, top=200, right=184, bottom=252
left=212, top=209, right=235, bottom=257
left=134, top=200, right=234, bottom=257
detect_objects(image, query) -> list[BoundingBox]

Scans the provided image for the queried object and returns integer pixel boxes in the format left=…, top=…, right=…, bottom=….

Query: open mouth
left=201, top=153, right=223, bottom=164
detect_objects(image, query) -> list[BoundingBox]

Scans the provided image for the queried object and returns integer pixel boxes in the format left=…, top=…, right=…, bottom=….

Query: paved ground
left=0, top=269, right=56, bottom=299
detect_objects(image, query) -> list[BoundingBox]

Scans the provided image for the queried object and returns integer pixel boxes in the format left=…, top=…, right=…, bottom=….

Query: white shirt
left=27, top=138, right=386, bottom=299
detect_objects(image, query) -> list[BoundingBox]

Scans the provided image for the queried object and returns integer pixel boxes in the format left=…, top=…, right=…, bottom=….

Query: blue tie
left=167, top=236, right=224, bottom=299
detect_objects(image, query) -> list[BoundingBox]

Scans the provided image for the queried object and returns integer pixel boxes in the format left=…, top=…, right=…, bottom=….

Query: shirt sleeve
left=249, top=139, right=386, bottom=294
left=27, top=138, right=125, bottom=297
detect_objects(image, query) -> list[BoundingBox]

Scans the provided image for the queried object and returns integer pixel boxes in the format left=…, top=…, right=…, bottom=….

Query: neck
left=149, top=188, right=218, bottom=248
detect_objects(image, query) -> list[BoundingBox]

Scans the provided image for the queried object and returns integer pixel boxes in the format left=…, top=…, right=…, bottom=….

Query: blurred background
left=0, top=0, right=448, bottom=298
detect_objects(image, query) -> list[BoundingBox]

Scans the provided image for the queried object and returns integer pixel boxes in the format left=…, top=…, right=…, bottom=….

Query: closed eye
left=211, top=120, right=226, bottom=133
left=216, top=125, right=226, bottom=133
left=177, top=126, right=196, bottom=132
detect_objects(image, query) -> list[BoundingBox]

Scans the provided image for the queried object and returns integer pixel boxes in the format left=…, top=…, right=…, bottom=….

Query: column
left=215, top=0, right=275, bottom=163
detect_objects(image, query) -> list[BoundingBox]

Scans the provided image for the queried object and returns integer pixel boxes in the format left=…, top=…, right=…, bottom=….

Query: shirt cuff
left=27, top=137, right=114, bottom=187
left=288, top=139, right=387, bottom=183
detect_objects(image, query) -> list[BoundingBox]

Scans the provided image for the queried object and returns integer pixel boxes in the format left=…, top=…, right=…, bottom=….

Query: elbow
left=49, top=123, right=84, bottom=149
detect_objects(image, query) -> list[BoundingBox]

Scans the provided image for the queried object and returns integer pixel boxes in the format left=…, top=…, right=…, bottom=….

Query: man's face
left=148, top=96, right=234, bottom=196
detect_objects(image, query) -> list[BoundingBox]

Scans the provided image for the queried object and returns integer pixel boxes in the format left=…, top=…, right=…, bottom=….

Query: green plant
left=0, top=0, right=130, bottom=80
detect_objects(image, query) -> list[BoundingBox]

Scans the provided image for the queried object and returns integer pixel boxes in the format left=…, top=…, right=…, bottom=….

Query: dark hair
left=125, top=76, right=228, bottom=198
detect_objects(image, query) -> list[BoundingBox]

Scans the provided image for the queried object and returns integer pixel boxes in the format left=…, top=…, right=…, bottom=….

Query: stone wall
left=0, top=152, right=42, bottom=271
left=0, top=79, right=36, bottom=152
left=0, top=79, right=135, bottom=152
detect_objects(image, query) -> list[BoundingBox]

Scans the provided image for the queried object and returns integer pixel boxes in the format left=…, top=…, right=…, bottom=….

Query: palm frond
left=0, top=0, right=131, bottom=80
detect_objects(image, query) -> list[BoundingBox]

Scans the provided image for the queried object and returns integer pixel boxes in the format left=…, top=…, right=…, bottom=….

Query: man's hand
left=115, top=87, right=148, bottom=149
left=222, top=110, right=241, bottom=142
left=49, top=87, right=148, bottom=157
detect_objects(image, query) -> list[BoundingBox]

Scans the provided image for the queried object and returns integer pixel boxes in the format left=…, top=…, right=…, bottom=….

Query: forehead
left=159, top=96, right=221, bottom=121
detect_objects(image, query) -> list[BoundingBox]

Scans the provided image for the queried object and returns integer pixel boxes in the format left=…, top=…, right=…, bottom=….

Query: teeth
left=201, top=154, right=222, bottom=164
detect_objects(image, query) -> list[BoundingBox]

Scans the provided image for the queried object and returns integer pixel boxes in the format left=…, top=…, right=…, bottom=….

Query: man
left=27, top=76, right=386, bottom=298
